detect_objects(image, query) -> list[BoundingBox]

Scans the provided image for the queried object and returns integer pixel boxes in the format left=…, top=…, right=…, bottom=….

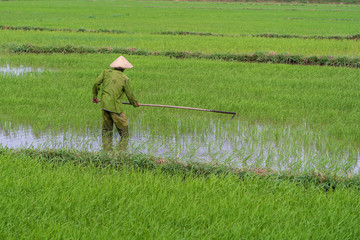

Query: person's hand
left=92, top=98, right=100, bottom=104
left=136, top=101, right=140, bottom=107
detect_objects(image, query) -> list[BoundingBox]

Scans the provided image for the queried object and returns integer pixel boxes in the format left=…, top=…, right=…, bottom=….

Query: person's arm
left=124, top=79, right=139, bottom=107
left=92, top=71, right=104, bottom=103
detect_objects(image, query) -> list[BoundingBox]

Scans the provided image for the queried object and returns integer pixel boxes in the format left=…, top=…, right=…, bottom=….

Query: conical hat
left=110, top=56, right=133, bottom=69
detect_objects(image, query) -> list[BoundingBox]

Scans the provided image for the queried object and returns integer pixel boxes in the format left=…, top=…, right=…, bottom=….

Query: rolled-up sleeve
left=124, top=79, right=138, bottom=107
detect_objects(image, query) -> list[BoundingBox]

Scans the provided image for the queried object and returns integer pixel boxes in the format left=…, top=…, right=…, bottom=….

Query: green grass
left=1, top=1, right=360, bottom=35
left=1, top=153, right=359, bottom=239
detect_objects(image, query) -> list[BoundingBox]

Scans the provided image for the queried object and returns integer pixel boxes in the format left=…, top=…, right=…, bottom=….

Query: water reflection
left=1, top=122, right=359, bottom=176
left=0, top=64, right=45, bottom=75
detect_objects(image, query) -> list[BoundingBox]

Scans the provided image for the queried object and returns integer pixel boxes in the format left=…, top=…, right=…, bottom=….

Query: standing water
left=0, top=64, right=45, bottom=75
left=1, top=121, right=359, bottom=176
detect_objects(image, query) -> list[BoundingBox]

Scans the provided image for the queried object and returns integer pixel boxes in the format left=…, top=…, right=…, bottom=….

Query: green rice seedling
left=0, top=1, right=360, bottom=35
left=1, top=152, right=360, bottom=239
left=0, top=1, right=359, bottom=238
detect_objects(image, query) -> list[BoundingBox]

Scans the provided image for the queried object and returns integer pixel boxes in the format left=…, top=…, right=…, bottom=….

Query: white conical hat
left=110, top=56, right=133, bottom=69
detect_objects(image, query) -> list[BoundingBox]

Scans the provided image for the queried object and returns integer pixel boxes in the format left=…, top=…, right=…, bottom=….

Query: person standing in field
left=92, top=56, right=139, bottom=152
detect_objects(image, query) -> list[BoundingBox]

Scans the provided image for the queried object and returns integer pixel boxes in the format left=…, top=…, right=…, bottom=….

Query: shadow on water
left=1, top=121, right=359, bottom=176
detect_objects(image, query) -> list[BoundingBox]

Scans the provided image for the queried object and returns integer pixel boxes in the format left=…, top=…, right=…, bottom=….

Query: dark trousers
left=102, top=110, right=129, bottom=152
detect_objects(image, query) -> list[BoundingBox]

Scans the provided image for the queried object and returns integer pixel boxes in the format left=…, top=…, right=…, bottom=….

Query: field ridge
left=7, top=43, right=360, bottom=68
left=2, top=147, right=359, bottom=190
left=2, top=25, right=360, bottom=40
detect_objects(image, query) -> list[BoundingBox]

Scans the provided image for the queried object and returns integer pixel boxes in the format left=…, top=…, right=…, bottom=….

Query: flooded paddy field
left=0, top=64, right=45, bottom=76
left=1, top=54, right=360, bottom=177
left=1, top=119, right=359, bottom=176
left=1, top=1, right=360, bottom=239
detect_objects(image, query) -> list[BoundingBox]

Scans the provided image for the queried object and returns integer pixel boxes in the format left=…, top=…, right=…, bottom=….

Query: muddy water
left=1, top=123, right=359, bottom=175
left=0, top=64, right=45, bottom=75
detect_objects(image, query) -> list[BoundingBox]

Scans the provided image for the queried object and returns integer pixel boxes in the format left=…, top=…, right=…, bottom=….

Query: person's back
left=95, top=68, right=137, bottom=114
left=92, top=56, right=139, bottom=152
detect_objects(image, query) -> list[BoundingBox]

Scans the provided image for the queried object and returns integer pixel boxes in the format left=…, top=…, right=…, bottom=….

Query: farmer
left=92, top=56, right=139, bottom=152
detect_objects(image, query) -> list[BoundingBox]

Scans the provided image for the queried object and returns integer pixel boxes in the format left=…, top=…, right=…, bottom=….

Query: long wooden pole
left=122, top=102, right=236, bottom=119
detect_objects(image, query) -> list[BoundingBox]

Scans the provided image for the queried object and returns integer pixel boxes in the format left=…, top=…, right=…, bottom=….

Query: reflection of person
left=92, top=56, right=139, bottom=152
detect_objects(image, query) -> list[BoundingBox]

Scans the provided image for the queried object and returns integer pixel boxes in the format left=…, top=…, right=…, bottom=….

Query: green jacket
left=93, top=68, right=138, bottom=114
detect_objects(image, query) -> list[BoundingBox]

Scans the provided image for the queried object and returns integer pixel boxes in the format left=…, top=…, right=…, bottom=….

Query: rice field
left=2, top=30, right=360, bottom=57
left=1, top=0, right=360, bottom=35
left=1, top=153, right=359, bottom=239
left=1, top=0, right=360, bottom=238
